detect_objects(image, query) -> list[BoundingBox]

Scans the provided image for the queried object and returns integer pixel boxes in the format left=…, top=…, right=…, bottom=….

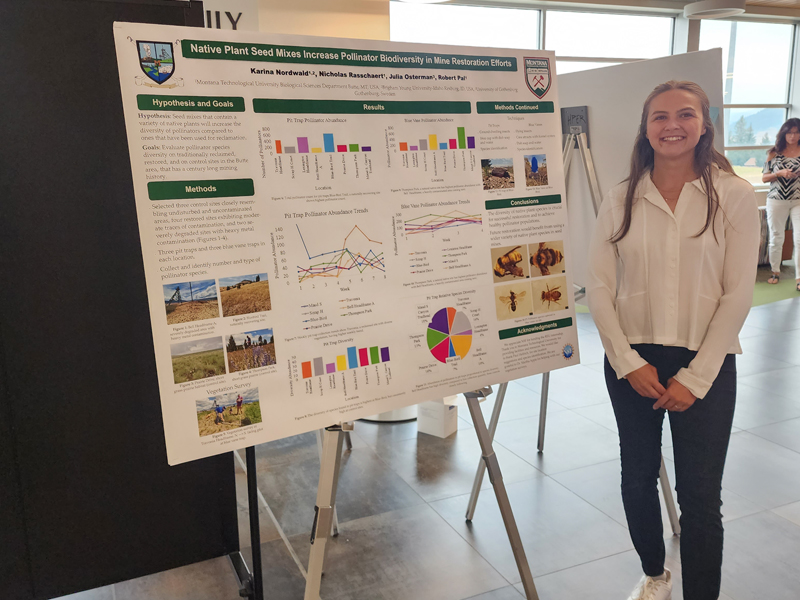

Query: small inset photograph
left=170, top=337, right=226, bottom=384
left=219, top=273, right=271, bottom=317
left=525, top=154, right=548, bottom=187
left=163, top=279, right=219, bottom=325
left=196, top=387, right=262, bottom=437
left=491, top=245, right=530, bottom=282
left=481, top=158, right=515, bottom=190
left=531, top=276, right=568, bottom=314
left=495, top=282, right=534, bottom=321
left=226, top=328, right=277, bottom=373
left=529, top=241, right=566, bottom=277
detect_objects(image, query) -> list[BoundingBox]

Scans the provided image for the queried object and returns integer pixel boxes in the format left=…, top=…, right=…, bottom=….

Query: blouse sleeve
left=672, top=183, right=760, bottom=398
left=763, top=156, right=776, bottom=174
left=586, top=194, right=648, bottom=379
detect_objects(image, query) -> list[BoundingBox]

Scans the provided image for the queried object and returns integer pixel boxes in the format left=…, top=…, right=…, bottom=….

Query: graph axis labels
left=426, top=307, right=472, bottom=364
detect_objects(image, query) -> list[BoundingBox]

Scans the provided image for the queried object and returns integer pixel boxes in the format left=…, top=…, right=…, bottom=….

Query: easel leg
left=246, top=446, right=264, bottom=600
left=466, top=392, right=540, bottom=600
left=537, top=372, right=550, bottom=453
left=659, top=455, right=681, bottom=536
left=305, top=425, right=346, bottom=600
left=465, top=382, right=508, bottom=521
left=316, top=429, right=341, bottom=536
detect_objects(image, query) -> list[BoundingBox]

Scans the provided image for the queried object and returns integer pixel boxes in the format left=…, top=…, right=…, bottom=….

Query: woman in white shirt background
left=762, top=118, right=800, bottom=291
left=587, top=81, right=759, bottom=600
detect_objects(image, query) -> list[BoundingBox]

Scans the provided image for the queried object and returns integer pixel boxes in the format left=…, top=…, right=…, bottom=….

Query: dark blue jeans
left=605, top=344, right=736, bottom=600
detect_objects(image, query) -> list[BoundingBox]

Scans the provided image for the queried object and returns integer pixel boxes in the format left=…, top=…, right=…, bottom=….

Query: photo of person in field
left=226, top=328, right=276, bottom=373
left=196, top=388, right=262, bottom=437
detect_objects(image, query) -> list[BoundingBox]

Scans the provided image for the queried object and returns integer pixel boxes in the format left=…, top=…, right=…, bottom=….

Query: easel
left=303, top=390, right=541, bottom=600
left=228, top=446, right=265, bottom=600
left=466, top=133, right=681, bottom=537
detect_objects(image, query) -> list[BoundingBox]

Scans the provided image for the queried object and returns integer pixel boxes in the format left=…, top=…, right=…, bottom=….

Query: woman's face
left=645, top=89, right=707, bottom=162
left=785, top=127, right=800, bottom=147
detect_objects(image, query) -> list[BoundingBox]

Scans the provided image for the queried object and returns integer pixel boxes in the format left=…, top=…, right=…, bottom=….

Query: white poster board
left=558, top=49, right=724, bottom=290
left=113, top=23, right=579, bottom=465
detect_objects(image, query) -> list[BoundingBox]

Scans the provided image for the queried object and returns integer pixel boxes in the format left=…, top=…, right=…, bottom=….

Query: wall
left=259, top=0, right=389, bottom=40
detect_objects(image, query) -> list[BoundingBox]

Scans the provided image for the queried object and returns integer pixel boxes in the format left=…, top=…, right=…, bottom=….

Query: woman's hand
left=653, top=378, right=696, bottom=412
left=625, top=363, right=666, bottom=399
left=779, top=168, right=798, bottom=179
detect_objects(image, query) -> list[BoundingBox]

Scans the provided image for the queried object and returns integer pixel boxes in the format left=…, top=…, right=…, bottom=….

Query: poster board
left=113, top=23, right=579, bottom=465
left=558, top=49, right=724, bottom=289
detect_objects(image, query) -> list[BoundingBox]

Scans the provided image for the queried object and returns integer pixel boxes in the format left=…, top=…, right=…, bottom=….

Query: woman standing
left=587, top=81, right=759, bottom=600
left=763, top=118, right=800, bottom=290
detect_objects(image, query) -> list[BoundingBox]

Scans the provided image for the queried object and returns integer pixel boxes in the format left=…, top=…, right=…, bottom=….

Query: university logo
left=524, top=57, right=551, bottom=99
left=137, top=41, right=175, bottom=84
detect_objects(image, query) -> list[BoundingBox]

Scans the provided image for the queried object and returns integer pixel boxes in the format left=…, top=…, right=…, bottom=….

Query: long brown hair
left=611, top=80, right=735, bottom=242
left=769, top=118, right=800, bottom=155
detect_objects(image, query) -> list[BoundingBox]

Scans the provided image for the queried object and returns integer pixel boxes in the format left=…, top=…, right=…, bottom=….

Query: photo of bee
left=494, top=282, right=534, bottom=321
left=530, top=276, right=568, bottom=314
left=491, top=244, right=530, bottom=283
left=529, top=240, right=566, bottom=277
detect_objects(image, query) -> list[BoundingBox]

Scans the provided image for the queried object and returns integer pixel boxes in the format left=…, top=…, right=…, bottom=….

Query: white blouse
left=587, top=167, right=759, bottom=399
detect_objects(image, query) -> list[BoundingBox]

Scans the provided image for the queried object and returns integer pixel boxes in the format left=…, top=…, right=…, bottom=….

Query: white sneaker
left=627, top=568, right=672, bottom=600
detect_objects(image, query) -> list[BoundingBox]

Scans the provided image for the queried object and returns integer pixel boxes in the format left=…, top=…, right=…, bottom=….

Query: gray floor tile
left=430, top=475, right=633, bottom=581
left=772, top=501, right=800, bottom=527
left=735, top=350, right=796, bottom=377
left=291, top=504, right=508, bottom=600
left=739, top=332, right=800, bottom=365
left=235, top=471, right=281, bottom=546
left=240, top=538, right=307, bottom=600
left=721, top=511, right=800, bottom=600
left=113, top=555, right=240, bottom=600
left=515, top=366, right=610, bottom=410
left=464, top=586, right=525, bottom=599
left=494, top=411, right=620, bottom=475
left=455, top=381, right=567, bottom=426
left=373, top=428, right=540, bottom=502
left=353, top=419, right=428, bottom=452
left=738, top=365, right=800, bottom=400
left=52, top=587, right=114, bottom=600
left=732, top=384, right=800, bottom=430
left=748, top=417, right=800, bottom=453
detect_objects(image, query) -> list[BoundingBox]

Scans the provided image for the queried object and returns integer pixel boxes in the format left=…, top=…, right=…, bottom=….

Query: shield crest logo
left=137, top=41, right=175, bottom=84
left=524, top=57, right=551, bottom=99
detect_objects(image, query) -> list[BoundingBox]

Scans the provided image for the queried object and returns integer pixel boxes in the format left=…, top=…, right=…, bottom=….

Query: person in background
left=587, top=81, right=759, bottom=600
left=762, top=118, right=800, bottom=291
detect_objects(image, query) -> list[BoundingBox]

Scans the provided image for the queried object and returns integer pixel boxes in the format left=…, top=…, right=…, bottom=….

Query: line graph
left=297, top=224, right=385, bottom=282
left=404, top=210, right=482, bottom=235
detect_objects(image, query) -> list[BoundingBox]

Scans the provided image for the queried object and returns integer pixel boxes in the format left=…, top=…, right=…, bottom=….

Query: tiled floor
left=57, top=296, right=800, bottom=600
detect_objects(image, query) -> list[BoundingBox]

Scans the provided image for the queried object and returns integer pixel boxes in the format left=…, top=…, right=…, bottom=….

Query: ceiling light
left=684, top=0, right=746, bottom=19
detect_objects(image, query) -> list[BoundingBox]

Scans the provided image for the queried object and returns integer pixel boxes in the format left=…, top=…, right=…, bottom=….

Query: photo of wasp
left=530, top=242, right=564, bottom=276
left=493, top=245, right=527, bottom=279
left=540, top=283, right=562, bottom=309
left=499, top=289, right=526, bottom=313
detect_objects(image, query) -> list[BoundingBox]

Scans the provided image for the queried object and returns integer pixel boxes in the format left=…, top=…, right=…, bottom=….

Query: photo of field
left=170, top=337, right=226, bottom=383
left=529, top=240, right=565, bottom=277
left=163, top=279, right=219, bottom=324
left=531, top=276, right=568, bottom=314
left=525, top=154, right=548, bottom=187
left=226, top=328, right=277, bottom=373
left=495, top=282, right=534, bottom=321
left=219, top=273, right=271, bottom=317
left=196, top=388, right=262, bottom=437
left=481, top=158, right=515, bottom=190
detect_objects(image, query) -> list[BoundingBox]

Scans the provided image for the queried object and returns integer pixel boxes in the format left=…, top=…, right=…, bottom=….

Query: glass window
left=545, top=11, right=673, bottom=59
left=699, top=20, right=793, bottom=104
left=557, top=61, right=621, bottom=75
left=725, top=149, right=769, bottom=186
left=390, top=3, right=539, bottom=50
left=725, top=107, right=786, bottom=147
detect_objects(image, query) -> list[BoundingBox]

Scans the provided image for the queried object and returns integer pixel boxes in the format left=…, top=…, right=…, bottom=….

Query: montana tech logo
left=525, top=57, right=551, bottom=99
left=137, top=41, right=175, bottom=85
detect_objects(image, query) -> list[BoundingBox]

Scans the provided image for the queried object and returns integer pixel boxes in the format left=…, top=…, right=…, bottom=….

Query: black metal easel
left=229, top=446, right=264, bottom=600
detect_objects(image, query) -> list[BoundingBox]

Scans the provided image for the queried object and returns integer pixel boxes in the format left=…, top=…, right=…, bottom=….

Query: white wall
left=557, top=49, right=724, bottom=290
left=258, top=0, right=389, bottom=40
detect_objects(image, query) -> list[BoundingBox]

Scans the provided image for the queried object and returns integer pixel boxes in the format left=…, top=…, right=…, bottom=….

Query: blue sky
left=163, top=279, right=217, bottom=302
left=170, top=336, right=223, bottom=357
left=197, top=387, right=260, bottom=411
left=483, top=158, right=513, bottom=168
left=219, top=273, right=268, bottom=288
left=229, top=328, right=274, bottom=346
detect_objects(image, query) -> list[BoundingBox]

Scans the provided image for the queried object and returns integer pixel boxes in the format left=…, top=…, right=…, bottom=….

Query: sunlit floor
left=58, top=296, right=800, bottom=600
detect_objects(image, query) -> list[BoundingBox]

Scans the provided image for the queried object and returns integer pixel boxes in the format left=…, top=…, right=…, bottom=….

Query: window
left=390, top=3, right=539, bottom=50
left=700, top=20, right=795, bottom=185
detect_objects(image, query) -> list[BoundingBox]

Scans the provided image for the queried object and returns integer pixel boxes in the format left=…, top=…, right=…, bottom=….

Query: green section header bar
left=137, top=95, right=245, bottom=112
left=148, top=179, right=255, bottom=201
left=485, top=195, right=561, bottom=210
left=181, top=40, right=517, bottom=72
left=499, top=318, right=573, bottom=340
left=253, top=99, right=471, bottom=114
left=476, top=101, right=554, bottom=114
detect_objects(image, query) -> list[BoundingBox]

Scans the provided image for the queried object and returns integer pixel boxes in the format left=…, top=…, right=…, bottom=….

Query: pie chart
left=426, top=307, right=472, bottom=364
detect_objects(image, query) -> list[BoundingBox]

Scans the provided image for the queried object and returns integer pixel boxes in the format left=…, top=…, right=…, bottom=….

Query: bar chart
left=398, top=127, right=475, bottom=152
left=301, top=344, right=391, bottom=378
left=276, top=133, right=371, bottom=154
